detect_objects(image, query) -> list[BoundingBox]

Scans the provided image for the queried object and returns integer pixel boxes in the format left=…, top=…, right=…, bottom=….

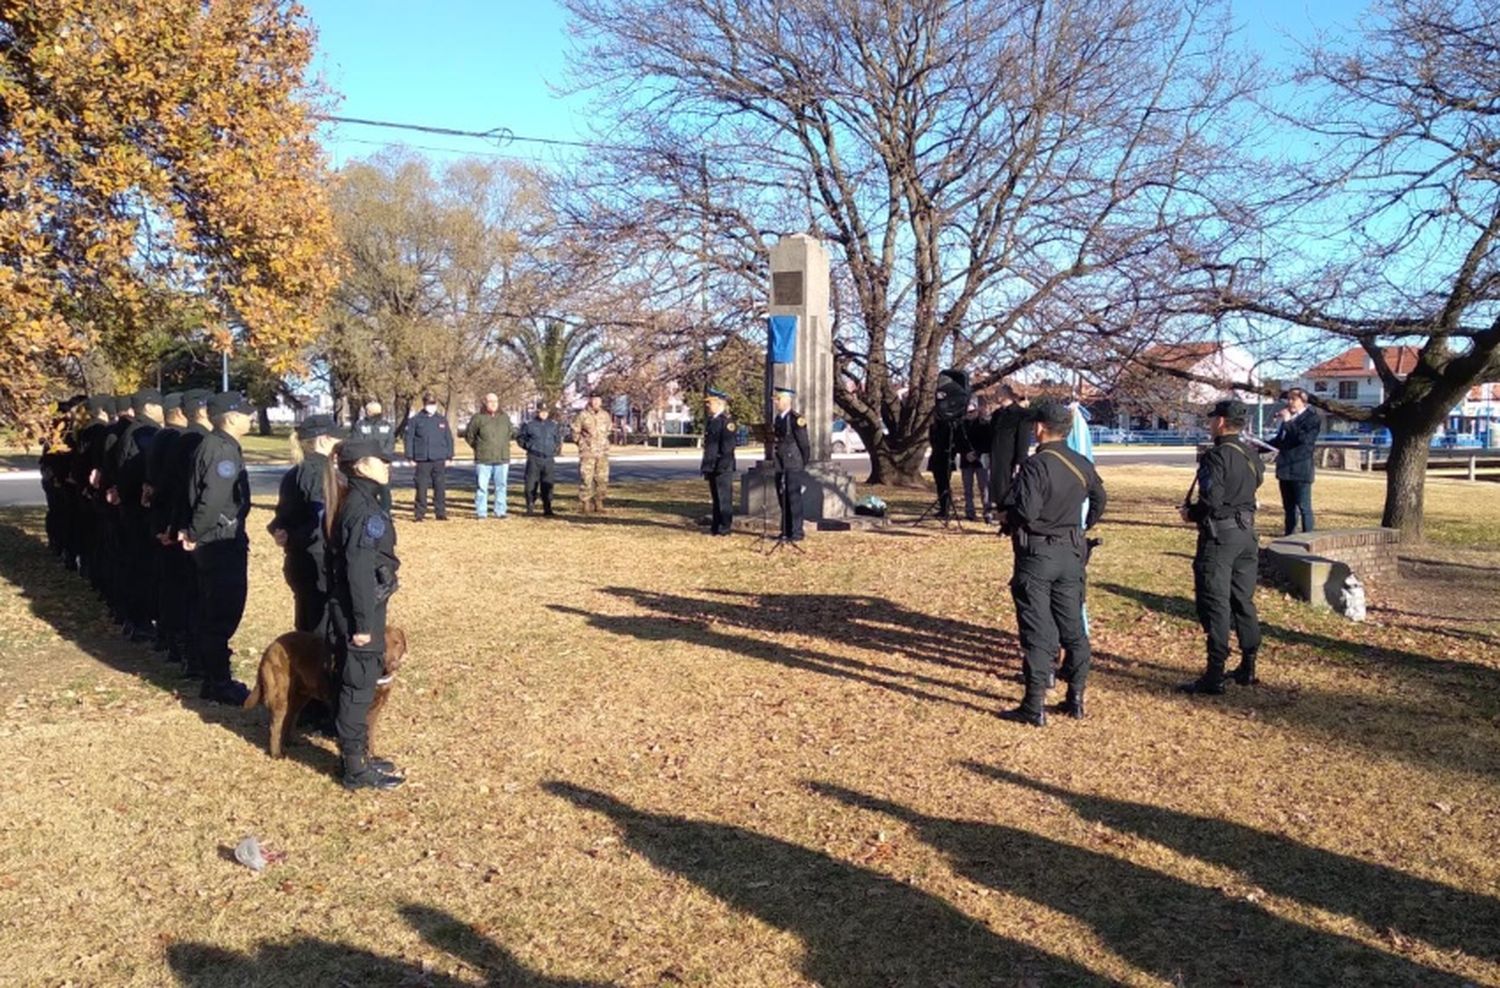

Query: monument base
left=738, top=459, right=860, bottom=531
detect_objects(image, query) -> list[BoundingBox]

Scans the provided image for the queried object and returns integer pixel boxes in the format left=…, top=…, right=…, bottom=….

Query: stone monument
left=740, top=234, right=859, bottom=528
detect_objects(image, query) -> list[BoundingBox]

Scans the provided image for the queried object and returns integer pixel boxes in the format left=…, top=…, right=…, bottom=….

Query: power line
left=312, top=113, right=628, bottom=152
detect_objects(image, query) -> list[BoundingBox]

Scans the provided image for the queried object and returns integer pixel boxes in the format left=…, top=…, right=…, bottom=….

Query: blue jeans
left=475, top=462, right=510, bottom=517
left=1278, top=479, right=1314, bottom=535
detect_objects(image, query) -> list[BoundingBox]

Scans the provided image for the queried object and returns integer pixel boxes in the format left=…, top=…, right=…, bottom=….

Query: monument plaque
left=772, top=271, right=804, bottom=307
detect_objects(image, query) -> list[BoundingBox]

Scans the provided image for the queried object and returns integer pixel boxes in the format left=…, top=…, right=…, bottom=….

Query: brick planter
left=1261, top=527, right=1400, bottom=610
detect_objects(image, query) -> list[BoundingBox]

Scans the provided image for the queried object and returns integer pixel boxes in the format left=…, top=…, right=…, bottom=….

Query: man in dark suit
left=988, top=383, right=1031, bottom=514
left=701, top=387, right=738, bottom=535
left=1267, top=387, right=1321, bottom=534
left=771, top=386, right=811, bottom=541
left=403, top=391, right=454, bottom=522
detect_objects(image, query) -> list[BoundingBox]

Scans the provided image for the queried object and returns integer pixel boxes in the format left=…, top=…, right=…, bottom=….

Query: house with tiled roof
left=1292, top=346, right=1419, bottom=435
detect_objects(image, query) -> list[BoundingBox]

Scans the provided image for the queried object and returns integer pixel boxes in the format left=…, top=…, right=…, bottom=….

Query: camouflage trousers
left=579, top=454, right=610, bottom=507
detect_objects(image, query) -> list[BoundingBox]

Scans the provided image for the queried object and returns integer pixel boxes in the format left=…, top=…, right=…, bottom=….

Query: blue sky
left=303, top=0, right=1371, bottom=168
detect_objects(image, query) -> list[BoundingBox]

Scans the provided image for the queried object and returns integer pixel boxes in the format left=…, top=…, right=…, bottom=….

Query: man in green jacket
left=464, top=392, right=514, bottom=519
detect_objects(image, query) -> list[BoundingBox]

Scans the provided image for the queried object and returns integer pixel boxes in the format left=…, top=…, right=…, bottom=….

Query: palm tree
left=505, top=318, right=599, bottom=406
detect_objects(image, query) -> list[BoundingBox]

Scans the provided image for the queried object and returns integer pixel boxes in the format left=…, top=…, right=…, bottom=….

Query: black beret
left=337, top=435, right=392, bottom=465
left=180, top=389, right=212, bottom=414
left=1206, top=399, right=1248, bottom=423
left=296, top=414, right=340, bottom=440
left=114, top=393, right=135, bottom=413
left=162, top=392, right=183, bottom=411
left=1028, top=398, right=1074, bottom=430
left=131, top=388, right=163, bottom=415
left=88, top=395, right=115, bottom=416
left=207, top=391, right=253, bottom=417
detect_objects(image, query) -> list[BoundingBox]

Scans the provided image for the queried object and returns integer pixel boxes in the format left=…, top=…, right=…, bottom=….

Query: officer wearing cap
left=144, top=394, right=186, bottom=655
left=40, top=396, right=84, bottom=563
left=71, top=396, right=114, bottom=586
left=1000, top=397, right=1107, bottom=726
left=353, top=399, right=397, bottom=459
left=114, top=388, right=165, bottom=641
left=772, top=386, right=811, bottom=541
left=94, top=393, right=135, bottom=622
left=516, top=404, right=562, bottom=516
left=326, top=435, right=404, bottom=790
left=404, top=390, right=454, bottom=522
left=165, top=390, right=213, bottom=674
left=1178, top=399, right=1265, bottom=695
left=701, top=387, right=738, bottom=535
left=269, top=414, right=341, bottom=634
left=180, top=391, right=255, bottom=705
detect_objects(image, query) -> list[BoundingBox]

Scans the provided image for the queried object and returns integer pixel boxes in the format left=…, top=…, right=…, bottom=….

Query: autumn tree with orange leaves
left=0, top=0, right=337, bottom=437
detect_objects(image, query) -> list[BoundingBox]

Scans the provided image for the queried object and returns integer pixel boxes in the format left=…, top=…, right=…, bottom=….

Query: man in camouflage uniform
left=573, top=393, right=613, bottom=513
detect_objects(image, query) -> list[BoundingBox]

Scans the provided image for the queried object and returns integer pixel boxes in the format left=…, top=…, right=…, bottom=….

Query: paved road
left=0, top=449, right=1196, bottom=508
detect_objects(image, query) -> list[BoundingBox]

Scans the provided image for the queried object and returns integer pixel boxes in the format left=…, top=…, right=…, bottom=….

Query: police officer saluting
left=701, top=387, right=737, bottom=535
left=181, top=391, right=254, bottom=705
left=1178, top=399, right=1264, bottom=695
left=772, top=386, right=810, bottom=542
left=1000, top=398, right=1107, bottom=726
left=325, top=436, right=404, bottom=791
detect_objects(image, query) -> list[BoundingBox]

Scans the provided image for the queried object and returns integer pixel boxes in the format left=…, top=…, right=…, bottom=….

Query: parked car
left=831, top=418, right=867, bottom=454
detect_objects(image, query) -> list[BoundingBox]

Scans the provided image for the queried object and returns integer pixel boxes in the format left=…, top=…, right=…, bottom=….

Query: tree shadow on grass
left=549, top=603, right=1010, bottom=716
left=601, top=586, right=1008, bottom=677
left=543, top=780, right=1110, bottom=987
left=965, top=763, right=1500, bottom=965
left=0, top=518, right=336, bottom=778
left=167, top=903, right=607, bottom=987
left=812, top=781, right=1477, bottom=988
left=1093, top=580, right=1500, bottom=700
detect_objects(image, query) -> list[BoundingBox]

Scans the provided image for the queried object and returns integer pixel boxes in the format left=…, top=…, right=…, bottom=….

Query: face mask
left=424, top=404, right=437, bottom=415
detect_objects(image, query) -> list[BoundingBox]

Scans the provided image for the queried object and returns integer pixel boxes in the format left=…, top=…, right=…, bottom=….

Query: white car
left=831, top=418, right=867, bottom=454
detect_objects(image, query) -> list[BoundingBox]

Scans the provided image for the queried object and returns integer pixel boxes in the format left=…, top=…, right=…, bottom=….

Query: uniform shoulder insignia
left=364, top=515, right=387, bottom=539
left=726, top=421, right=736, bottom=431
left=215, top=459, right=236, bottom=479
left=796, top=416, right=807, bottom=427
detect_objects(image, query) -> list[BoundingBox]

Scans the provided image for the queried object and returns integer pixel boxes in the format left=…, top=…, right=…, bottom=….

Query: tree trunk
left=866, top=441, right=927, bottom=487
left=257, top=406, right=272, bottom=436
left=1381, top=423, right=1431, bottom=542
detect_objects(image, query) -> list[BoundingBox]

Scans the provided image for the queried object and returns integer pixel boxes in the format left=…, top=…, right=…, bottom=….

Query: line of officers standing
left=40, top=390, right=405, bottom=790
left=975, top=397, right=1268, bottom=726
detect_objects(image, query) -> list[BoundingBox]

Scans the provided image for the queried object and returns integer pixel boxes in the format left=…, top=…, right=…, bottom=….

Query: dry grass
left=0, top=467, right=1497, bottom=987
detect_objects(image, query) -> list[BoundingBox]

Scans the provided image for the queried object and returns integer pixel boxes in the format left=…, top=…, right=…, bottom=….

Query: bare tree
left=1157, top=0, right=1500, bottom=541
left=561, top=0, right=1255, bottom=483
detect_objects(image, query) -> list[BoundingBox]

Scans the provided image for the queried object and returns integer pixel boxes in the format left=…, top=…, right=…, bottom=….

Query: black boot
left=1176, top=676, right=1226, bottom=695
left=200, top=677, right=250, bottom=705
left=541, top=482, right=555, bottom=517
left=999, top=705, right=1047, bottom=727
left=1229, top=651, right=1259, bottom=686
left=1057, top=687, right=1086, bottom=719
left=341, top=742, right=404, bottom=791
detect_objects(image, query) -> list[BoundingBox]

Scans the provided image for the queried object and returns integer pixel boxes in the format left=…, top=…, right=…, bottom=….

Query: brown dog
left=244, top=626, right=408, bottom=759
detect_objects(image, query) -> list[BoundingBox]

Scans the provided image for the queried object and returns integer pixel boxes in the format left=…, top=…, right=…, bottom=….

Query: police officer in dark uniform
left=516, top=405, right=562, bottom=516
left=167, top=390, right=213, bottom=675
left=1178, top=399, right=1265, bottom=695
left=927, top=416, right=959, bottom=519
left=1000, top=398, right=1107, bottom=726
left=181, top=391, right=255, bottom=705
left=144, top=393, right=186, bottom=655
left=404, top=391, right=454, bottom=522
left=772, top=386, right=811, bottom=541
left=268, top=414, right=340, bottom=634
left=326, top=436, right=404, bottom=791
left=95, top=394, right=135, bottom=620
left=39, top=396, right=83, bottom=563
left=115, top=388, right=164, bottom=641
left=701, top=387, right=737, bottom=535
left=71, top=396, right=114, bottom=584
left=988, top=384, right=1031, bottom=511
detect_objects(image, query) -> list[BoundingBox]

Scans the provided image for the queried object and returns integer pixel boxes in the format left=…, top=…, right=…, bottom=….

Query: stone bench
left=1261, top=527, right=1400, bottom=610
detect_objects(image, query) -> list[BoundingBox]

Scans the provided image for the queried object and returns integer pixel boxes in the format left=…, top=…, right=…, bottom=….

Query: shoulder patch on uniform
left=364, top=515, right=387, bottom=539
left=726, top=421, right=737, bottom=431
left=215, top=459, right=236, bottom=479
left=796, top=416, right=807, bottom=427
